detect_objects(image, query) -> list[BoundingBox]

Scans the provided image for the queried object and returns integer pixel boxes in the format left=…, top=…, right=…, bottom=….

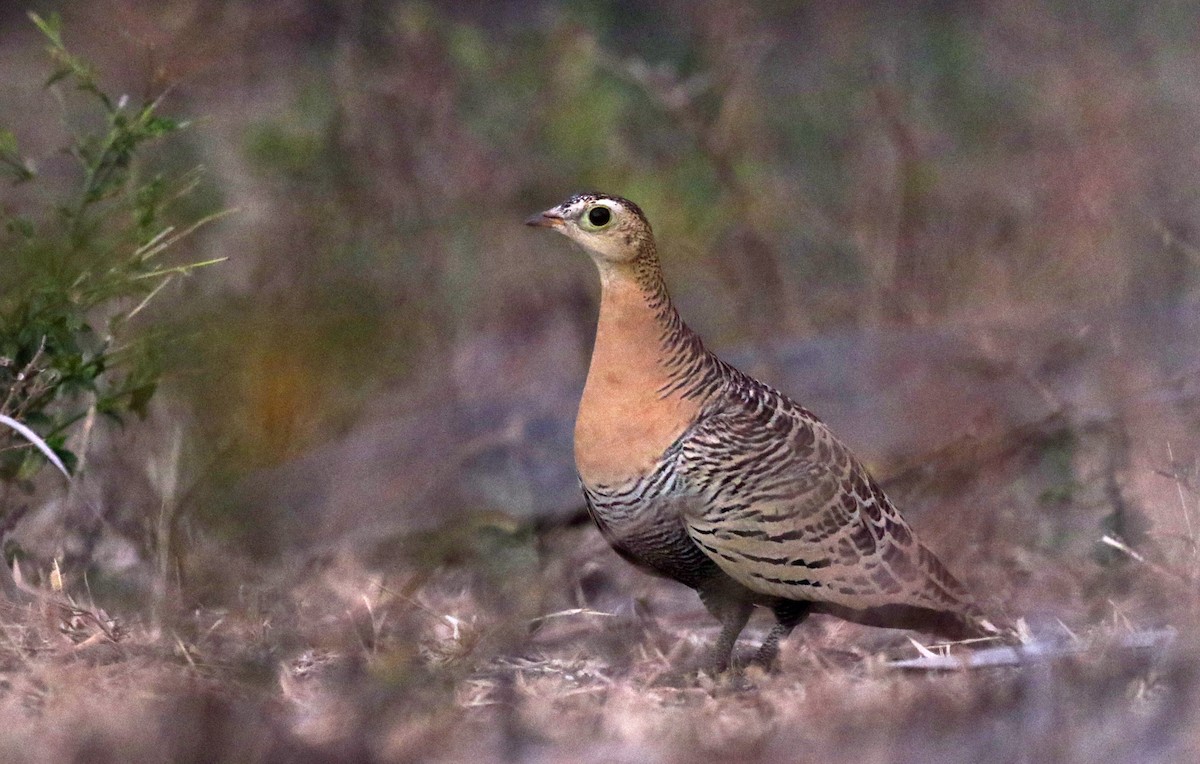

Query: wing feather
left=674, top=382, right=980, bottom=615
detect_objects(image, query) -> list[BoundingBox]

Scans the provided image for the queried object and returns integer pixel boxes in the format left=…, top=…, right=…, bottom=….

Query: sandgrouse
left=526, top=193, right=1004, bottom=670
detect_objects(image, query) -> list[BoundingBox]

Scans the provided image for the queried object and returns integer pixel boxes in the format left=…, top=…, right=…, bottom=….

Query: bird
left=526, top=192, right=1007, bottom=671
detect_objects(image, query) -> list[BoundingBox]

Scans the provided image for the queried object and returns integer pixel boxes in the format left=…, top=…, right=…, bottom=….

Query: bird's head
left=525, top=193, right=654, bottom=267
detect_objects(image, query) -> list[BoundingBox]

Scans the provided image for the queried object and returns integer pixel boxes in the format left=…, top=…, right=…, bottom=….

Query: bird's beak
left=525, top=208, right=566, bottom=228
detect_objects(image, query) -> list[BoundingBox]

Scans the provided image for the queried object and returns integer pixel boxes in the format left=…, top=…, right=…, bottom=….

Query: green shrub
left=0, top=13, right=223, bottom=502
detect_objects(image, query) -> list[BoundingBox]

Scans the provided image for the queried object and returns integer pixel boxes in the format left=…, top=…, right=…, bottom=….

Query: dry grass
left=0, top=508, right=1196, bottom=763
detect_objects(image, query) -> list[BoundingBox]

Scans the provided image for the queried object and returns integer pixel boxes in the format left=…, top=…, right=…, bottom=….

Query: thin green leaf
left=27, top=11, right=62, bottom=46
left=135, top=207, right=238, bottom=263
left=45, top=65, right=74, bottom=88
left=128, top=257, right=229, bottom=282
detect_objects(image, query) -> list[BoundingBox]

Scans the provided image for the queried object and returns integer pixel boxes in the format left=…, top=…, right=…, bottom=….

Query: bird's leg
left=698, top=589, right=753, bottom=673
left=754, top=601, right=812, bottom=669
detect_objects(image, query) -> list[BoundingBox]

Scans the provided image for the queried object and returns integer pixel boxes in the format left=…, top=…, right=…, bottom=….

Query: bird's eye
left=586, top=205, right=612, bottom=228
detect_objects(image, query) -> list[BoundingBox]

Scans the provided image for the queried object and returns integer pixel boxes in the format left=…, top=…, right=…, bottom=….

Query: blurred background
left=2, top=1, right=1200, bottom=760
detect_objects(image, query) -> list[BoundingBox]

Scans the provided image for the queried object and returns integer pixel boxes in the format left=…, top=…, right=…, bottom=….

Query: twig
left=890, top=628, right=1176, bottom=671
left=0, top=414, right=71, bottom=480
left=1166, top=442, right=1198, bottom=572
left=1099, top=534, right=1190, bottom=583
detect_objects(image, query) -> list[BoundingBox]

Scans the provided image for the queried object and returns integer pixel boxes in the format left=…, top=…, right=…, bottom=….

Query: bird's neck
left=574, top=250, right=711, bottom=487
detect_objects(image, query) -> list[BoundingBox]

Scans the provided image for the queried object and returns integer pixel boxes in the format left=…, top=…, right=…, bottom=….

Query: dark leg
left=754, top=600, right=812, bottom=669
left=697, top=588, right=753, bottom=673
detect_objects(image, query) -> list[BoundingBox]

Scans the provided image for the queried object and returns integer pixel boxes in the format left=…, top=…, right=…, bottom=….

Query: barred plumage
left=527, top=193, right=1007, bottom=670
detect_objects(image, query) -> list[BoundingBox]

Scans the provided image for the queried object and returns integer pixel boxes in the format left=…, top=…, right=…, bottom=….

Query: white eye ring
left=581, top=203, right=616, bottom=230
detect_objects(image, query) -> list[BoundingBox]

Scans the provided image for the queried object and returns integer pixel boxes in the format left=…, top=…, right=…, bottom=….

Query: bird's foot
left=748, top=637, right=783, bottom=672
left=695, top=663, right=755, bottom=693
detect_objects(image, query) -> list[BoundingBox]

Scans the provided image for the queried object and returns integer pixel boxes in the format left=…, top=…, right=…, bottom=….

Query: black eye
left=587, top=206, right=611, bottom=227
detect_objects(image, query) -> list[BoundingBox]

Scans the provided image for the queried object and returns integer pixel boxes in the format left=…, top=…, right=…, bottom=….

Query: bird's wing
left=673, top=384, right=979, bottom=615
